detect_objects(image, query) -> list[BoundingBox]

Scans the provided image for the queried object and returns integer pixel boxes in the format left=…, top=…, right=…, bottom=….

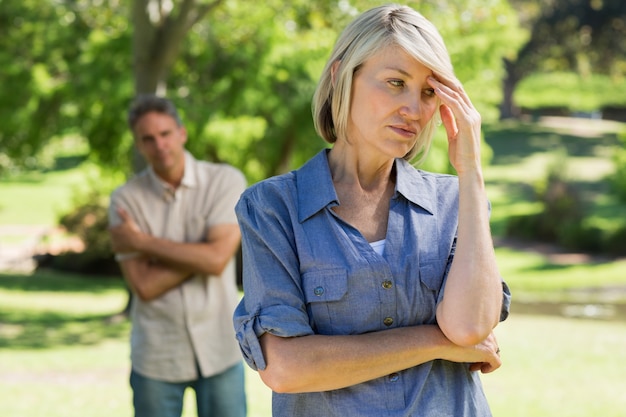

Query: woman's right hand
left=440, top=331, right=502, bottom=374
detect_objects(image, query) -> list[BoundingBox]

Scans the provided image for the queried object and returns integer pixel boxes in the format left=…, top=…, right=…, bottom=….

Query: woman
left=234, top=4, right=511, bottom=416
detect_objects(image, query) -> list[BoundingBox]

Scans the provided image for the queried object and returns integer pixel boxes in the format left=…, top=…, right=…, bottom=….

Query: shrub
left=37, top=189, right=119, bottom=276
left=604, top=225, right=626, bottom=257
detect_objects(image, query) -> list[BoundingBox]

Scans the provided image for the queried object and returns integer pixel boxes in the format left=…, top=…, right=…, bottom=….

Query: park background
left=1, top=0, right=626, bottom=416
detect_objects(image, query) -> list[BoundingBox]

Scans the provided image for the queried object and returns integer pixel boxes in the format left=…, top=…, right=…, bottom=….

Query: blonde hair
left=312, top=4, right=455, bottom=163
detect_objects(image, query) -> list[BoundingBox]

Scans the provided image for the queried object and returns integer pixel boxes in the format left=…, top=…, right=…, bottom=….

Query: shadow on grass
left=49, top=154, right=88, bottom=172
left=0, top=270, right=129, bottom=350
left=0, top=270, right=124, bottom=294
left=483, top=122, right=620, bottom=165
left=0, top=309, right=129, bottom=350
left=0, top=153, right=88, bottom=184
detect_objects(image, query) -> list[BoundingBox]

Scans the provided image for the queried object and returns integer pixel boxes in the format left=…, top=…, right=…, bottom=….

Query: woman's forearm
left=258, top=324, right=500, bottom=393
left=436, top=169, right=503, bottom=346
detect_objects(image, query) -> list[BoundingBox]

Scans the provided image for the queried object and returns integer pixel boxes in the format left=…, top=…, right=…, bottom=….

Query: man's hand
left=109, top=207, right=147, bottom=253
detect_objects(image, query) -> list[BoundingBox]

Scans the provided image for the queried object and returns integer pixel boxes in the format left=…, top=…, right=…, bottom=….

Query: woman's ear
left=330, top=60, right=341, bottom=87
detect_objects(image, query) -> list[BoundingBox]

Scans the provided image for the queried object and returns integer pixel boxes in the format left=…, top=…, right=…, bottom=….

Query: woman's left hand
left=427, top=76, right=482, bottom=175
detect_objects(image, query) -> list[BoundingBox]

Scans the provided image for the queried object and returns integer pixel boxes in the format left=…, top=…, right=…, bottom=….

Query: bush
left=604, top=225, right=626, bottom=257
left=36, top=189, right=119, bottom=276
left=505, top=155, right=593, bottom=251
left=506, top=156, right=626, bottom=256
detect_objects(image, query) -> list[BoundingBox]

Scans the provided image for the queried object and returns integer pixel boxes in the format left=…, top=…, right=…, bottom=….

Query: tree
left=501, top=0, right=626, bottom=119
left=1, top=0, right=525, bottom=178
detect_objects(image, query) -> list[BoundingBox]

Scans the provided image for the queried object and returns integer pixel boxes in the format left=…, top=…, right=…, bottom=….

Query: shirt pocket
left=302, top=268, right=348, bottom=335
left=185, top=214, right=207, bottom=242
left=419, top=261, right=444, bottom=292
left=417, top=260, right=445, bottom=318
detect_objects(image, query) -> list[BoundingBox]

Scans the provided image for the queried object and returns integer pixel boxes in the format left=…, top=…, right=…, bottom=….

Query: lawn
left=1, top=271, right=626, bottom=417
left=0, top=271, right=273, bottom=417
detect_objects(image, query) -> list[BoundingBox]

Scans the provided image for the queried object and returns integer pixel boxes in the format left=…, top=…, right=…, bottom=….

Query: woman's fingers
left=428, top=74, right=473, bottom=108
left=428, top=75, right=482, bottom=173
left=439, top=103, right=457, bottom=139
left=428, top=76, right=477, bottom=124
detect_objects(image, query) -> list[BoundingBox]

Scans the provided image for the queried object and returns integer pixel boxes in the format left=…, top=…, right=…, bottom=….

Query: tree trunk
left=499, top=57, right=522, bottom=120
left=118, top=0, right=224, bottom=317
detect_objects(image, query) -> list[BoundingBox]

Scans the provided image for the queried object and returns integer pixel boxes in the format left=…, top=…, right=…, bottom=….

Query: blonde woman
left=234, top=4, right=510, bottom=416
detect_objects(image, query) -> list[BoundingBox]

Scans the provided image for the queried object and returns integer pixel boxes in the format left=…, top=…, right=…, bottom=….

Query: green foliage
left=57, top=192, right=112, bottom=264
left=506, top=151, right=626, bottom=256
left=0, top=0, right=133, bottom=173
left=507, top=153, right=583, bottom=240
left=509, top=0, right=626, bottom=78
left=0, top=0, right=524, bottom=183
left=169, top=0, right=342, bottom=182
left=427, top=0, right=527, bottom=122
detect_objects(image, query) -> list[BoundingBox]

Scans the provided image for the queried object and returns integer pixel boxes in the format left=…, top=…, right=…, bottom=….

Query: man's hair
left=312, top=4, right=455, bottom=164
left=127, top=94, right=183, bottom=131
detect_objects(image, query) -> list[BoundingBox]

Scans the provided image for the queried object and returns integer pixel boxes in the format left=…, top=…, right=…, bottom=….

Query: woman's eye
left=423, top=88, right=436, bottom=98
left=388, top=79, right=405, bottom=88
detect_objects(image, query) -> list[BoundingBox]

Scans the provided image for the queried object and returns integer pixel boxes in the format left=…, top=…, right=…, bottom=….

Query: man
left=108, top=95, right=247, bottom=417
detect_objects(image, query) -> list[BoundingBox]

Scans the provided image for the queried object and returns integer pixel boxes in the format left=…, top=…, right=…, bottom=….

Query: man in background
left=108, top=94, right=247, bottom=417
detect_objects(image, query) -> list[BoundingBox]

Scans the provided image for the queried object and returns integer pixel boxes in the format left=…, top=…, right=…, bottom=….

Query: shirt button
left=313, top=286, right=325, bottom=296
left=383, top=317, right=394, bottom=326
left=382, top=280, right=393, bottom=289
left=389, top=372, right=400, bottom=382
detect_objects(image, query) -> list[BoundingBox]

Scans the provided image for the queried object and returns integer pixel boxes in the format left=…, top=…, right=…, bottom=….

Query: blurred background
left=1, top=0, right=625, bottom=416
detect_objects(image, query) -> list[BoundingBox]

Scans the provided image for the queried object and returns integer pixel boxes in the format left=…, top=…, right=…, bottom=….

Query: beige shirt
left=109, top=152, right=246, bottom=382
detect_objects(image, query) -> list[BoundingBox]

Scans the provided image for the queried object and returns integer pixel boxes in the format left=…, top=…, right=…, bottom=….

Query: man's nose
left=154, top=135, right=168, bottom=150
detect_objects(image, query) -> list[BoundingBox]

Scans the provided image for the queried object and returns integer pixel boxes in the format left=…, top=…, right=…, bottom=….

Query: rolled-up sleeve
left=233, top=183, right=315, bottom=370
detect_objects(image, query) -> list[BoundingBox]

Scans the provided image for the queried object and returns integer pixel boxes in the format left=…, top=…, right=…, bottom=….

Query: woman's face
left=345, top=45, right=438, bottom=160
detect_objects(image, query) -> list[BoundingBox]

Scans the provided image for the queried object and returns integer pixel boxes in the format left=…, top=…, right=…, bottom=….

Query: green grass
left=514, top=72, right=626, bottom=112
left=0, top=271, right=271, bottom=417
left=0, top=169, right=87, bottom=226
left=485, top=314, right=626, bottom=417
left=2, top=271, right=625, bottom=417
left=496, top=247, right=626, bottom=301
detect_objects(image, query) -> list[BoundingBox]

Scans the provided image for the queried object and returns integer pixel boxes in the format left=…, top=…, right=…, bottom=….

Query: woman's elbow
left=440, top=323, right=492, bottom=347
left=259, top=365, right=302, bottom=394
left=257, top=334, right=311, bottom=393
left=437, top=310, right=496, bottom=347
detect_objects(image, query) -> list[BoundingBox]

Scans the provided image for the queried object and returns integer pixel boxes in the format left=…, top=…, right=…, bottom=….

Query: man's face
left=133, top=111, right=187, bottom=181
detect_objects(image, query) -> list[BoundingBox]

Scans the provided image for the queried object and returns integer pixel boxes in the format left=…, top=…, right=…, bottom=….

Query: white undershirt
left=369, top=239, right=386, bottom=256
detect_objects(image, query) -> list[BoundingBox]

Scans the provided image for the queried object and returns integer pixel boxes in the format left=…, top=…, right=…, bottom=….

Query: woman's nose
left=399, top=94, right=421, bottom=120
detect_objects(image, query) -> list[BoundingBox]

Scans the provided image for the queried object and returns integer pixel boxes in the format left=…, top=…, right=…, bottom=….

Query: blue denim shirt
left=234, top=150, right=511, bottom=417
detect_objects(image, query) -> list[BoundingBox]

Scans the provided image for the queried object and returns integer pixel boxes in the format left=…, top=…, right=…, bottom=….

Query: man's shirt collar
left=147, top=151, right=197, bottom=201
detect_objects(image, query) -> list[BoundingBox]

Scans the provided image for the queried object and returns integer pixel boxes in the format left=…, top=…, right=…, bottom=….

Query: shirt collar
left=296, top=149, right=338, bottom=223
left=394, top=158, right=436, bottom=215
left=296, top=149, right=435, bottom=222
left=147, top=151, right=197, bottom=200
